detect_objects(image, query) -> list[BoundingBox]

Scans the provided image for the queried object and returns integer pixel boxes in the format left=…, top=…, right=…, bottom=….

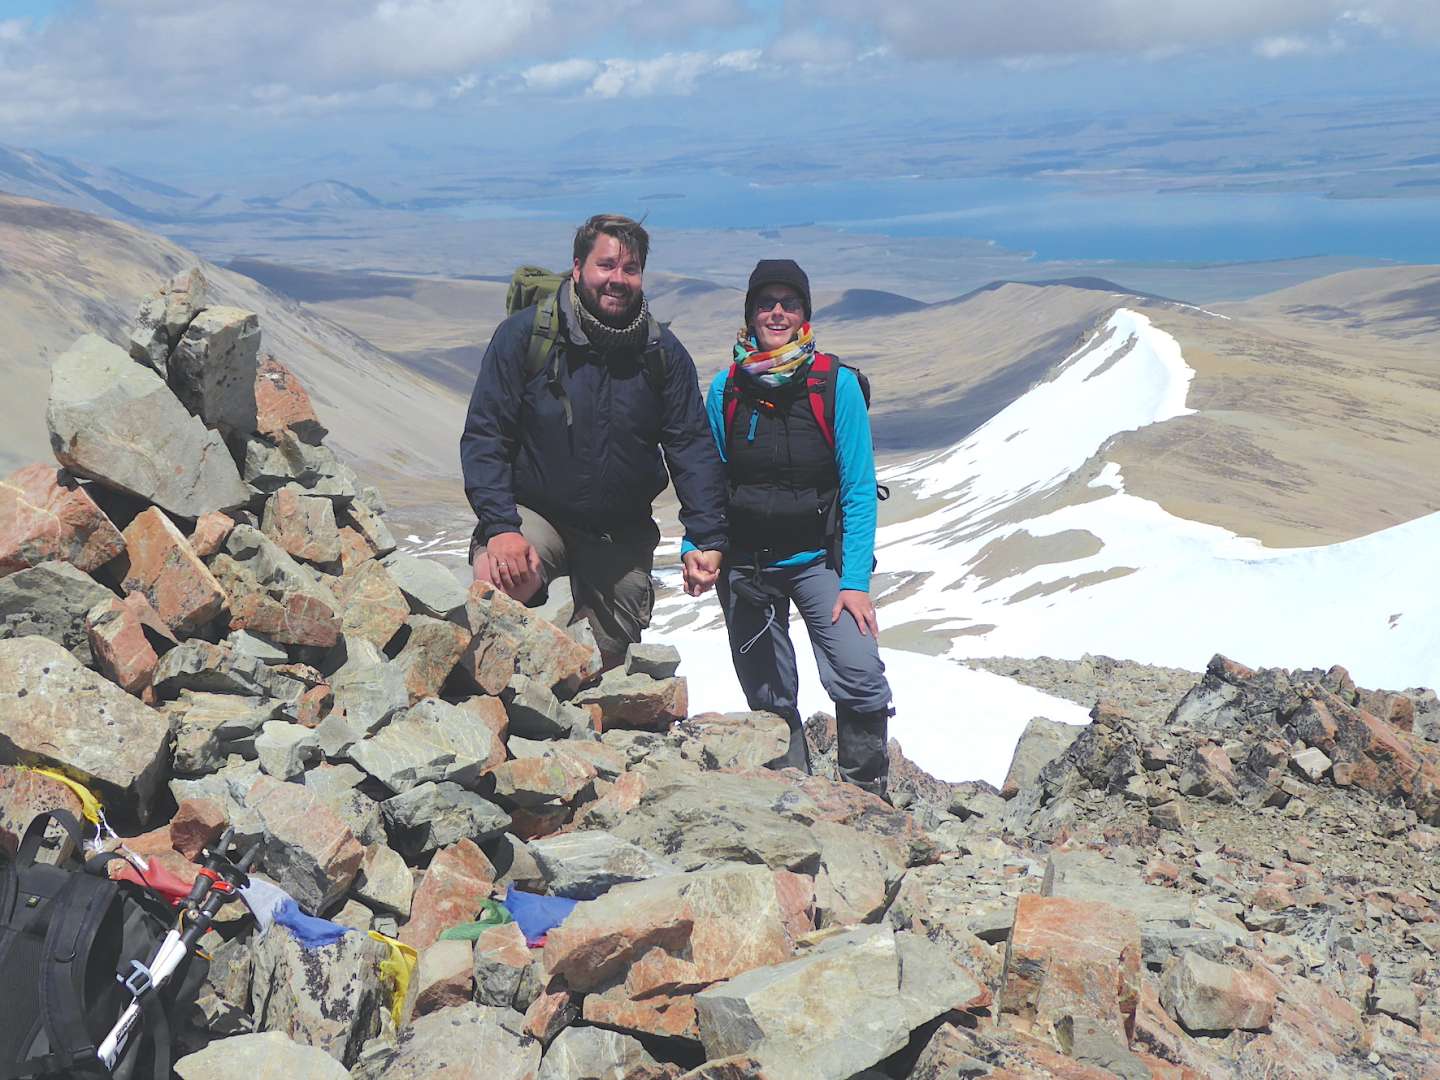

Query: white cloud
left=0, top=0, right=751, bottom=134
left=584, top=50, right=762, bottom=99
left=1254, top=33, right=1345, bottom=58
left=800, top=0, right=1440, bottom=60
left=522, top=58, right=603, bottom=93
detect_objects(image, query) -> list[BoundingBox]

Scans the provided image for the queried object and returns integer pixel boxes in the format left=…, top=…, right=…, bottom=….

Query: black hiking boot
left=836, top=703, right=891, bottom=802
left=765, top=708, right=813, bottom=774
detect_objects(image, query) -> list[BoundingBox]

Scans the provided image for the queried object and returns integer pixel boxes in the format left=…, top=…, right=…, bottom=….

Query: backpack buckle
left=119, top=959, right=155, bottom=997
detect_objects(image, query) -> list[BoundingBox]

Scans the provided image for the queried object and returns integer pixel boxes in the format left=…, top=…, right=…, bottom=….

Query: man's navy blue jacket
left=461, top=287, right=729, bottom=550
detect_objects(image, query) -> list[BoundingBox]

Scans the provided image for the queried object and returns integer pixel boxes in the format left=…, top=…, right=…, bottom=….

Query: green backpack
left=505, top=266, right=667, bottom=425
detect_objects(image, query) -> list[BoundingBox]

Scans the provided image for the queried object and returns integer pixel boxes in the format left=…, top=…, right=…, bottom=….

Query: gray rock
left=170, top=758, right=265, bottom=840
left=470, top=921, right=531, bottom=1008
left=315, top=712, right=362, bottom=761
left=1159, top=951, right=1276, bottom=1034
left=351, top=1002, right=538, bottom=1080
left=224, top=525, right=340, bottom=610
left=47, top=334, right=249, bottom=517
left=625, top=642, right=681, bottom=679
left=502, top=674, right=591, bottom=740
left=349, top=698, right=500, bottom=794
left=228, top=630, right=290, bottom=664
left=380, top=782, right=510, bottom=858
left=332, top=899, right=374, bottom=932
left=1042, top=849, right=1196, bottom=925
left=353, top=842, right=413, bottom=917
left=152, top=642, right=313, bottom=704
left=250, top=921, right=389, bottom=1066
left=0, top=560, right=115, bottom=665
left=255, top=720, right=323, bottom=780
left=894, top=929, right=984, bottom=1026
left=1372, top=983, right=1420, bottom=1027
left=0, top=636, right=171, bottom=822
left=1056, top=1015, right=1153, bottom=1080
left=487, top=832, right=547, bottom=893
left=175, top=1030, right=350, bottom=1080
left=169, top=691, right=284, bottom=774
left=168, top=306, right=261, bottom=438
left=676, top=710, right=791, bottom=772
left=537, top=1025, right=669, bottom=1080
left=1290, top=746, right=1333, bottom=782
left=128, top=269, right=207, bottom=378
left=1000, top=716, right=1084, bottom=796
left=299, top=763, right=385, bottom=846
left=329, top=649, right=411, bottom=735
left=380, top=553, right=467, bottom=620
left=695, top=924, right=913, bottom=1080
left=528, top=830, right=680, bottom=900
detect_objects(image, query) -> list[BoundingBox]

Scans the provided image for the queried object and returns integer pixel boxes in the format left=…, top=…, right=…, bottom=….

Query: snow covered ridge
left=867, top=307, right=1439, bottom=692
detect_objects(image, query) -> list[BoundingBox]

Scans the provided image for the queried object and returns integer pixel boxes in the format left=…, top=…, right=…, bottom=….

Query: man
left=461, top=214, right=726, bottom=666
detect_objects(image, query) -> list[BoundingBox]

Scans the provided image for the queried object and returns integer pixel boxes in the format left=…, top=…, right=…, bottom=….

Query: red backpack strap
left=805, top=353, right=837, bottom=451
left=721, top=363, right=744, bottom=447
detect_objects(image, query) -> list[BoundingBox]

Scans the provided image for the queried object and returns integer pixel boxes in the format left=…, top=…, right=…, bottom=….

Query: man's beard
left=577, top=280, right=642, bottom=329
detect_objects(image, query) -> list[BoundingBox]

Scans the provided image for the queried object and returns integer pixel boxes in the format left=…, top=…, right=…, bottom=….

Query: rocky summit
left=2, top=277, right=1439, bottom=1079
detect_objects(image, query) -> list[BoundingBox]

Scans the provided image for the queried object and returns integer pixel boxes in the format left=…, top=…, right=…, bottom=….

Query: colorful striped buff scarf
left=734, top=323, right=816, bottom=387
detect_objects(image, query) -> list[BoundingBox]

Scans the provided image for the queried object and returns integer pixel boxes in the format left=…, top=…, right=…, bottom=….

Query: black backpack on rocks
left=0, top=810, right=207, bottom=1080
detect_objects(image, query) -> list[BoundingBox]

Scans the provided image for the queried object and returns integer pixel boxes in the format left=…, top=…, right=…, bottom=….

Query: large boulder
left=0, top=560, right=115, bottom=665
left=572, top=669, right=688, bottom=732
left=538, top=1025, right=674, bottom=1080
left=331, top=560, right=410, bottom=650
left=0, top=637, right=171, bottom=823
left=47, top=334, right=249, bottom=517
left=399, top=838, right=496, bottom=950
left=86, top=593, right=177, bottom=699
left=218, top=525, right=341, bottom=647
left=380, top=781, right=510, bottom=859
left=381, top=553, right=467, bottom=621
left=167, top=305, right=261, bottom=438
left=0, top=464, right=125, bottom=579
left=250, top=922, right=390, bottom=1066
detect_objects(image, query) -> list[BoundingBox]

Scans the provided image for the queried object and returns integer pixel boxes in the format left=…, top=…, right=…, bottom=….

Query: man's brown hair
left=573, top=214, right=650, bottom=269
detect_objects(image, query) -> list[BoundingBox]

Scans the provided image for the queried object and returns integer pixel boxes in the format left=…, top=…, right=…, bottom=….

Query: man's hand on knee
left=480, top=531, right=543, bottom=598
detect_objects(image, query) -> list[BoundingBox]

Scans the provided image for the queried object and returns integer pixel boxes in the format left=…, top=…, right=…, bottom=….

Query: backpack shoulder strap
left=805, top=352, right=838, bottom=451
left=721, top=363, right=744, bottom=447
left=523, top=291, right=562, bottom=383
left=641, top=315, right=667, bottom=396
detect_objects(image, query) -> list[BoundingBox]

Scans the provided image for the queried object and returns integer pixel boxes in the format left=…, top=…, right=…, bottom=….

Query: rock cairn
left=3, top=274, right=1440, bottom=1078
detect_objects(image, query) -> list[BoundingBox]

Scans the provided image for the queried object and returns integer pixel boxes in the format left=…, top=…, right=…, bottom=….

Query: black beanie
left=745, top=259, right=812, bottom=321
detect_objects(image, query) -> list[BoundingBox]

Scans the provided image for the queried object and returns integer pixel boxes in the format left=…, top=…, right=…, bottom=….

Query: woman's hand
left=832, top=589, right=879, bottom=637
left=682, top=550, right=723, bottom=596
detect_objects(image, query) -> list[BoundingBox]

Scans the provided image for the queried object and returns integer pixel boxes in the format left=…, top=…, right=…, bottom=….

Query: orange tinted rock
left=400, top=838, right=496, bottom=950
left=189, top=512, right=235, bottom=558
left=255, top=354, right=327, bottom=444
left=772, top=870, right=817, bottom=945
left=261, top=488, right=341, bottom=565
left=295, top=683, right=333, bottom=728
left=394, top=616, right=471, bottom=702
left=1160, top=952, right=1278, bottom=1033
left=332, top=559, right=409, bottom=649
left=456, top=695, right=509, bottom=744
left=169, top=797, right=227, bottom=860
left=461, top=580, right=601, bottom=697
left=337, top=526, right=375, bottom=574
left=121, top=507, right=227, bottom=635
left=525, top=987, right=580, bottom=1045
left=1002, top=895, right=1141, bottom=1049
left=87, top=593, right=176, bottom=696
left=583, top=990, right=699, bottom=1040
left=509, top=804, right=572, bottom=841
left=0, top=464, right=125, bottom=578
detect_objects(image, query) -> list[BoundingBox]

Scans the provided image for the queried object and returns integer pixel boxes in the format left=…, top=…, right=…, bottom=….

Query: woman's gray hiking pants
left=716, top=558, right=892, bottom=794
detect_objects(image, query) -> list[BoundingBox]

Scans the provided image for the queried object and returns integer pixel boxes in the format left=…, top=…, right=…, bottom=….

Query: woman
left=683, top=259, right=893, bottom=798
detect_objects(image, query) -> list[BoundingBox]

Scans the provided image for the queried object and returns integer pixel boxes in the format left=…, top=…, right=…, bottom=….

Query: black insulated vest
left=725, top=379, right=838, bottom=557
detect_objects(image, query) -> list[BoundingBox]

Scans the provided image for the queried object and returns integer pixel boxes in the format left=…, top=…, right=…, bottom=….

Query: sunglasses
left=752, top=294, right=805, bottom=314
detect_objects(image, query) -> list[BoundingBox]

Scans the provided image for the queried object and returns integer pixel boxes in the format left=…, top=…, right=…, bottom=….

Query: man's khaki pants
left=514, top=505, right=658, bottom=664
